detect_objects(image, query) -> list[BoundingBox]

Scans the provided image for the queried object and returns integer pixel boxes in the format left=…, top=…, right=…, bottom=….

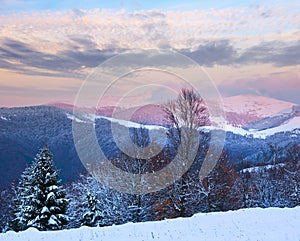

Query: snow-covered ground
left=1, top=207, right=299, bottom=241
left=69, top=112, right=300, bottom=139
left=68, top=112, right=166, bottom=130
left=222, top=116, right=300, bottom=138
left=200, top=116, right=300, bottom=139
left=224, top=116, right=300, bottom=139
left=241, top=163, right=286, bottom=173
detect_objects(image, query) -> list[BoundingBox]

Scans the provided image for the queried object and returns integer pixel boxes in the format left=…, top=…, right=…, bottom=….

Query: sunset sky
left=0, top=0, right=299, bottom=107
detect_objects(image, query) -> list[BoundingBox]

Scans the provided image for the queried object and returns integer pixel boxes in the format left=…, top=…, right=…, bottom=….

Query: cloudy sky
left=0, top=0, right=299, bottom=107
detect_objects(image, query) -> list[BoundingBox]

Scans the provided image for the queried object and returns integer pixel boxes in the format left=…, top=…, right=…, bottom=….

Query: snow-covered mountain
left=1, top=207, right=299, bottom=241
left=111, top=104, right=167, bottom=126
left=68, top=111, right=300, bottom=140
left=49, top=102, right=122, bottom=117
left=223, top=115, right=300, bottom=139
left=223, top=95, right=295, bottom=126
left=0, top=96, right=299, bottom=189
left=49, top=95, right=299, bottom=129
left=111, top=95, right=297, bottom=127
left=65, top=94, right=300, bottom=140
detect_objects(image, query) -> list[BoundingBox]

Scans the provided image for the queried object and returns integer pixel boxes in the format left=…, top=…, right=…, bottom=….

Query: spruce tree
left=11, top=162, right=36, bottom=231
left=12, top=146, right=69, bottom=231
left=81, top=191, right=103, bottom=227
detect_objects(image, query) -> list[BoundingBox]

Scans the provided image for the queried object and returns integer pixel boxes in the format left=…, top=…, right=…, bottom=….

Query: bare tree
left=164, top=88, right=209, bottom=132
left=163, top=88, right=209, bottom=217
left=115, top=127, right=154, bottom=223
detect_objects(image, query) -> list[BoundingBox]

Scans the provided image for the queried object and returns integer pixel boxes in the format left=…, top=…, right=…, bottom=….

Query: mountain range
left=0, top=95, right=299, bottom=189
left=51, top=94, right=298, bottom=127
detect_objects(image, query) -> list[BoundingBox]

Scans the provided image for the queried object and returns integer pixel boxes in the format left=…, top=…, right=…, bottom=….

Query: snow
left=69, top=112, right=299, bottom=139
left=0, top=116, right=8, bottom=121
left=252, top=116, right=300, bottom=138
left=66, top=113, right=86, bottom=123
left=1, top=207, right=299, bottom=241
left=223, top=95, right=295, bottom=119
left=48, top=216, right=58, bottom=226
left=68, top=113, right=166, bottom=130
left=199, top=116, right=300, bottom=139
left=41, top=207, right=50, bottom=214
left=46, top=192, right=55, bottom=202
left=241, top=163, right=286, bottom=173
left=101, top=116, right=166, bottom=130
left=48, top=185, right=58, bottom=191
left=226, top=116, right=300, bottom=139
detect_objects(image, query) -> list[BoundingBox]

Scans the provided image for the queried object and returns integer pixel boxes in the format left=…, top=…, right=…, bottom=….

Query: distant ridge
left=48, top=95, right=297, bottom=127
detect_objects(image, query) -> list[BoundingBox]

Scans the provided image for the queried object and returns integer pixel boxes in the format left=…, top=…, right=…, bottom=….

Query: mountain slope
left=49, top=95, right=298, bottom=128
left=0, top=106, right=85, bottom=188
left=1, top=207, right=299, bottom=241
left=1, top=105, right=300, bottom=189
left=223, top=95, right=295, bottom=126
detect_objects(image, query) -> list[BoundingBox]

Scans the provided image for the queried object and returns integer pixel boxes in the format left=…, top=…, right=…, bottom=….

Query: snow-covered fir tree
left=11, top=162, right=37, bottom=231
left=81, top=191, right=103, bottom=227
left=12, top=146, right=69, bottom=231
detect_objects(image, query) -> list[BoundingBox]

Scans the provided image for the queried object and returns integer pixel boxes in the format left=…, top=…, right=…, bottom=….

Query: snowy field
left=1, top=207, right=299, bottom=241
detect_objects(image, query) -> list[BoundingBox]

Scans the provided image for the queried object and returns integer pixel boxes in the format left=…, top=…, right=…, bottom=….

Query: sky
left=0, top=0, right=299, bottom=107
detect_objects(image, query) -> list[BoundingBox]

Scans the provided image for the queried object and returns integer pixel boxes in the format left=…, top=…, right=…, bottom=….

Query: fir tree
left=11, top=162, right=36, bottom=231
left=81, top=191, right=103, bottom=227
left=12, top=146, right=69, bottom=231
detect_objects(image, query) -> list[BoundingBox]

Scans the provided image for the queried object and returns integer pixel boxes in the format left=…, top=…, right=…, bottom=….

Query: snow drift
left=1, top=207, right=299, bottom=241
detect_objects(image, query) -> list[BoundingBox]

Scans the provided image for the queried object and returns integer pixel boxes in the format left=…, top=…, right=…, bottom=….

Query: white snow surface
left=102, top=115, right=165, bottom=130
left=226, top=116, right=300, bottom=139
left=241, top=163, right=286, bottom=173
left=68, top=112, right=300, bottom=139
left=66, top=113, right=86, bottom=123
left=1, top=207, right=299, bottom=241
left=68, top=113, right=166, bottom=130
left=200, top=115, right=300, bottom=139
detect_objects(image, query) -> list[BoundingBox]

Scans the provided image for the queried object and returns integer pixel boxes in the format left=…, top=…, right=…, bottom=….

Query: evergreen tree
left=0, top=187, right=15, bottom=232
left=12, top=146, right=69, bottom=231
left=284, top=144, right=300, bottom=207
left=11, top=162, right=36, bottom=231
left=81, top=191, right=103, bottom=227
